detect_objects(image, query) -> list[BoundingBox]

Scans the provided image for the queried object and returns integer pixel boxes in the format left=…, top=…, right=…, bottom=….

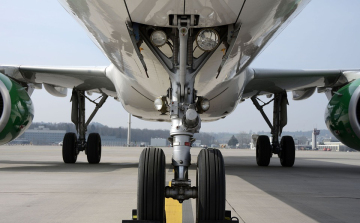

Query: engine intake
left=325, top=79, right=360, bottom=150
left=0, top=72, right=34, bottom=145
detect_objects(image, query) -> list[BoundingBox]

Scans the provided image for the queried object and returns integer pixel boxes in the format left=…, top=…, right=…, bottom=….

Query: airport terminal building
left=17, top=126, right=129, bottom=146
left=21, top=126, right=66, bottom=145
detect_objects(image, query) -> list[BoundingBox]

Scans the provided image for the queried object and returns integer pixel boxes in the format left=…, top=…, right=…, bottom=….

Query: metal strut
left=71, top=89, right=108, bottom=151
left=251, top=92, right=288, bottom=154
left=165, top=18, right=201, bottom=203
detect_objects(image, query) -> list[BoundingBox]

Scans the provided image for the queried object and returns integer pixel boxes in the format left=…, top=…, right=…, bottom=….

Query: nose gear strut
left=125, top=17, right=237, bottom=222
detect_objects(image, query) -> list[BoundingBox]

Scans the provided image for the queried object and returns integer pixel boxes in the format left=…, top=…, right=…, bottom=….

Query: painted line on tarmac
left=182, top=198, right=194, bottom=223
left=165, top=181, right=182, bottom=223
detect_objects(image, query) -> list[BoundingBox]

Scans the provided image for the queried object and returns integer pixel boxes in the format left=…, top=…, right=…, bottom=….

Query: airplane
left=1, top=0, right=360, bottom=222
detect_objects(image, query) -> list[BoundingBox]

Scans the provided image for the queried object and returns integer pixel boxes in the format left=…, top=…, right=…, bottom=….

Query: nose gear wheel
left=196, top=148, right=226, bottom=222
left=137, top=148, right=166, bottom=222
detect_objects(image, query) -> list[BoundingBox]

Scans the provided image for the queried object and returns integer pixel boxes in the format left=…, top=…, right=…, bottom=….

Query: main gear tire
left=86, top=133, right=102, bottom=164
left=256, top=135, right=272, bottom=166
left=62, top=132, right=78, bottom=164
left=280, top=136, right=295, bottom=167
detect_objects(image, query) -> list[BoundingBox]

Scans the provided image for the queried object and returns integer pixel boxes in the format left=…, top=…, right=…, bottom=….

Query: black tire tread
left=137, top=148, right=165, bottom=222
left=87, top=133, right=101, bottom=164
left=280, top=136, right=295, bottom=167
left=62, top=132, right=77, bottom=164
left=256, top=135, right=271, bottom=166
left=197, top=148, right=225, bottom=221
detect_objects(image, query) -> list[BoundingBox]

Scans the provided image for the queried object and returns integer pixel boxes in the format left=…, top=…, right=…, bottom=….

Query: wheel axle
left=165, top=185, right=197, bottom=203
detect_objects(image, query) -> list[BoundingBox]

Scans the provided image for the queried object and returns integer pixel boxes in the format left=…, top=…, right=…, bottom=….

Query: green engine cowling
left=325, top=78, right=360, bottom=150
left=0, top=72, right=34, bottom=145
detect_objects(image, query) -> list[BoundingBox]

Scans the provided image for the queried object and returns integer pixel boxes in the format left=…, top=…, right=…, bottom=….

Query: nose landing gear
left=124, top=147, right=237, bottom=223
left=123, top=18, right=239, bottom=222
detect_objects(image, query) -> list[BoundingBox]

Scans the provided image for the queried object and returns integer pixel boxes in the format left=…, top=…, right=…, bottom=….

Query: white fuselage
left=58, top=0, right=310, bottom=122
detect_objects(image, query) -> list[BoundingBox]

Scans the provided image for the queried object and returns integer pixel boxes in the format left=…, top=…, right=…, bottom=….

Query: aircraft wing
left=242, top=68, right=360, bottom=100
left=0, top=65, right=116, bottom=97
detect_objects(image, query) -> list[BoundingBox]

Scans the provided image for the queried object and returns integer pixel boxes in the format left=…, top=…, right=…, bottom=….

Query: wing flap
left=242, top=68, right=360, bottom=99
left=0, top=65, right=116, bottom=97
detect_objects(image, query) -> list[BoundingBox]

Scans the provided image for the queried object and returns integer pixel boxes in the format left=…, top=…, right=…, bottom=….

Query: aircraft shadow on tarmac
left=224, top=156, right=360, bottom=223
left=0, top=160, right=140, bottom=173
left=0, top=160, right=184, bottom=173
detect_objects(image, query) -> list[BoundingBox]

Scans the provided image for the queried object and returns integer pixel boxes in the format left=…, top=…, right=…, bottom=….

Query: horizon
left=29, top=121, right=331, bottom=135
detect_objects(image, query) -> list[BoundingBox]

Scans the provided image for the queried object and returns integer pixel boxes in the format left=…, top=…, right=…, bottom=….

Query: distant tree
left=297, top=136, right=308, bottom=145
left=236, top=132, right=251, bottom=147
left=228, top=135, right=238, bottom=147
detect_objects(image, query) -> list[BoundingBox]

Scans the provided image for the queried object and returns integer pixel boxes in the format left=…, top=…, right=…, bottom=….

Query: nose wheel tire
left=62, top=132, right=78, bottom=164
left=256, top=135, right=272, bottom=166
left=137, top=148, right=166, bottom=222
left=196, top=148, right=226, bottom=222
left=86, top=133, right=102, bottom=164
left=280, top=136, right=295, bottom=167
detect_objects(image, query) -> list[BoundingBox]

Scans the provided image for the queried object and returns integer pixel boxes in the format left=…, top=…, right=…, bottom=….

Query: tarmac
left=1, top=146, right=360, bottom=223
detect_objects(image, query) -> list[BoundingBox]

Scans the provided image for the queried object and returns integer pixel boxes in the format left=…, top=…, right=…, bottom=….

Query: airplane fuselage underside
left=58, top=0, right=309, bottom=122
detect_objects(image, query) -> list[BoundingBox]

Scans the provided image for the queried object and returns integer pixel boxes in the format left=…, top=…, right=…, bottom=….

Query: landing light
left=196, top=29, right=220, bottom=51
left=150, top=30, right=167, bottom=47
left=154, top=96, right=168, bottom=114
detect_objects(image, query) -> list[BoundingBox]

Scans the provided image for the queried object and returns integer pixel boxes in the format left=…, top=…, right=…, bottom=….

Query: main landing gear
left=62, top=89, right=108, bottom=164
left=251, top=92, right=295, bottom=167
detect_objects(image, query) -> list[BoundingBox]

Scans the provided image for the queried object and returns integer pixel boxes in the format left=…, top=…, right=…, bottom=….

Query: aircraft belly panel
left=58, top=0, right=311, bottom=121
left=185, top=0, right=245, bottom=27
left=216, top=0, right=311, bottom=81
left=106, top=64, right=241, bottom=122
left=125, top=0, right=184, bottom=26
left=197, top=0, right=311, bottom=98
left=125, top=0, right=245, bottom=27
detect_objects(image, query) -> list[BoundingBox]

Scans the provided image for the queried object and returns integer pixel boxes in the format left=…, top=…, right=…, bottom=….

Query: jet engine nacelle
left=0, top=72, right=34, bottom=145
left=325, top=79, right=360, bottom=150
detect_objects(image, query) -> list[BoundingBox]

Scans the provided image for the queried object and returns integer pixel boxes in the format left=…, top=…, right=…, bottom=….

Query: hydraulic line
left=187, top=35, right=193, bottom=66
left=173, top=34, right=179, bottom=66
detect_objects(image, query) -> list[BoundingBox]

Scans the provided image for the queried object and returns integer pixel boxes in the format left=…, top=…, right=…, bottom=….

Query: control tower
left=312, top=128, right=320, bottom=150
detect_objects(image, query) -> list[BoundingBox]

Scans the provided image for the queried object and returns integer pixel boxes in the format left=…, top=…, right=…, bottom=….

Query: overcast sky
left=1, top=0, right=360, bottom=133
